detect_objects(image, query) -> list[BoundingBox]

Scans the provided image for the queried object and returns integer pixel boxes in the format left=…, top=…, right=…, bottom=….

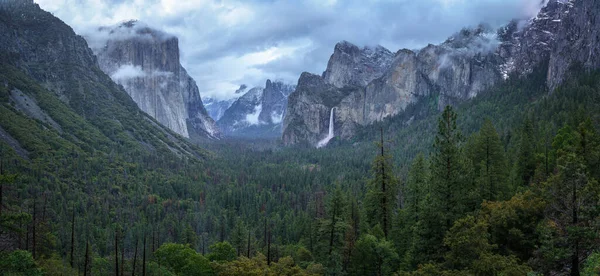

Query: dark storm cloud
left=36, top=0, right=545, bottom=99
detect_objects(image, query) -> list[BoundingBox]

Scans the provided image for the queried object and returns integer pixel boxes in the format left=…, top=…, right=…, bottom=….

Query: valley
left=1, top=0, right=600, bottom=275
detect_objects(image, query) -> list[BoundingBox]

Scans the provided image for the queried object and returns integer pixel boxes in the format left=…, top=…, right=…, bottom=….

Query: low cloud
left=245, top=104, right=263, bottom=125
left=110, top=64, right=173, bottom=81
left=85, top=20, right=176, bottom=51
left=111, top=64, right=146, bottom=80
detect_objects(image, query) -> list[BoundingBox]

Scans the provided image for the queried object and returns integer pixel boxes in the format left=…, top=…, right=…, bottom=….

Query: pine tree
left=430, top=105, right=468, bottom=230
left=470, top=119, right=508, bottom=201
left=405, top=153, right=428, bottom=223
left=365, top=129, right=398, bottom=238
left=542, top=125, right=600, bottom=276
left=316, top=183, right=348, bottom=275
left=515, top=118, right=536, bottom=186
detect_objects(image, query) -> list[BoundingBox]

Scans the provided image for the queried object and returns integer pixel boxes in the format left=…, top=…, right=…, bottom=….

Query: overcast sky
left=35, top=0, right=545, bottom=100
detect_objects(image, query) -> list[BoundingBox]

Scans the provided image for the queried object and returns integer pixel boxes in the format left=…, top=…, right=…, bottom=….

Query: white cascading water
left=317, top=107, right=335, bottom=148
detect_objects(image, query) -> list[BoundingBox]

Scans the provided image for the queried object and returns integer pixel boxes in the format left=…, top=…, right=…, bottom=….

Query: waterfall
left=317, top=107, right=335, bottom=148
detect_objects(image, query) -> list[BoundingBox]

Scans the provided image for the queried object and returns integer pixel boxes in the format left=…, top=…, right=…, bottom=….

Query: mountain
left=283, top=0, right=600, bottom=146
left=89, top=20, right=219, bottom=139
left=0, top=0, right=204, bottom=159
left=203, top=84, right=247, bottom=121
left=217, top=80, right=295, bottom=137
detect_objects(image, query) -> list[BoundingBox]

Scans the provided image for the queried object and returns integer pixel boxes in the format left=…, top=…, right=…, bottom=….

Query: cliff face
left=546, top=0, right=600, bottom=89
left=217, top=80, right=294, bottom=137
left=91, top=21, right=218, bottom=139
left=322, top=42, right=394, bottom=88
left=283, top=26, right=503, bottom=145
left=283, top=0, right=600, bottom=146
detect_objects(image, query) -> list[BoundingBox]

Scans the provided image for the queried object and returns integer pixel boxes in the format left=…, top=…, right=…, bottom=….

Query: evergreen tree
left=515, top=118, right=537, bottom=187
left=405, top=153, right=428, bottom=223
left=429, top=105, right=469, bottom=230
left=317, top=183, right=348, bottom=275
left=470, top=119, right=508, bottom=201
left=540, top=125, right=600, bottom=276
left=365, top=129, right=398, bottom=238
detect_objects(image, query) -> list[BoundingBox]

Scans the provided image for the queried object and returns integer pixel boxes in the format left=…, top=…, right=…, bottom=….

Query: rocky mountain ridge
left=283, top=0, right=600, bottom=146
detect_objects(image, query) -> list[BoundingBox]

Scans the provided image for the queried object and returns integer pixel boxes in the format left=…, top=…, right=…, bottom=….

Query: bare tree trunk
left=32, top=200, right=36, bottom=259
left=132, top=238, right=138, bottom=276
left=142, top=233, right=146, bottom=276
left=267, top=229, right=271, bottom=266
left=247, top=230, right=251, bottom=258
left=115, top=230, right=119, bottom=276
left=120, top=239, right=124, bottom=276
left=70, top=205, right=75, bottom=267
left=380, top=128, right=388, bottom=238
left=83, top=241, right=89, bottom=276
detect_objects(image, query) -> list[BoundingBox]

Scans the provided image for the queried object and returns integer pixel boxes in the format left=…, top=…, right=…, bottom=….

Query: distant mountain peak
left=217, top=80, right=295, bottom=137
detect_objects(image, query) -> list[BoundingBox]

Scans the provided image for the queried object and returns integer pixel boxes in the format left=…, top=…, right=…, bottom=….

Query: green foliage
left=349, top=234, right=398, bottom=275
left=365, top=133, right=398, bottom=238
left=153, top=243, right=214, bottom=276
left=0, top=250, right=42, bottom=276
left=430, top=106, right=472, bottom=230
left=479, top=191, right=545, bottom=260
left=208, top=241, right=237, bottom=262
left=535, top=124, right=600, bottom=275
left=468, top=119, right=509, bottom=200
left=214, top=253, right=319, bottom=276
left=582, top=252, right=600, bottom=276
left=38, top=254, right=78, bottom=275
left=443, top=216, right=493, bottom=270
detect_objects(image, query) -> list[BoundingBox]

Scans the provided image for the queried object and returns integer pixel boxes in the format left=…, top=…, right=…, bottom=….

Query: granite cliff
left=90, top=21, right=218, bottom=139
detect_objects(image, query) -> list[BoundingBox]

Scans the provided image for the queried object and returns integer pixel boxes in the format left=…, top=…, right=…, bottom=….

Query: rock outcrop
left=322, top=41, right=394, bottom=88
left=283, top=0, right=600, bottom=146
left=258, top=79, right=295, bottom=125
left=90, top=21, right=218, bottom=139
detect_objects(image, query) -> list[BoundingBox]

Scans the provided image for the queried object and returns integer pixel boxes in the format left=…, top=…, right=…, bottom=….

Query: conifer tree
left=430, top=105, right=468, bottom=230
left=471, top=119, right=508, bottom=201
left=365, top=129, right=397, bottom=238
left=515, top=118, right=536, bottom=186
left=405, top=153, right=428, bottom=223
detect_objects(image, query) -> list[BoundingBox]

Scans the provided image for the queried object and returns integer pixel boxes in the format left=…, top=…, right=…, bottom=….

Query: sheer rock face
left=217, top=80, right=295, bottom=137
left=322, top=41, right=394, bottom=88
left=284, top=0, right=600, bottom=146
left=546, top=0, right=600, bottom=89
left=284, top=27, right=503, bottom=145
left=91, top=21, right=218, bottom=139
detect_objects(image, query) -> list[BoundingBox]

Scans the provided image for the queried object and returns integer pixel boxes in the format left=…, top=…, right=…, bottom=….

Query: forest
left=1, top=63, right=600, bottom=276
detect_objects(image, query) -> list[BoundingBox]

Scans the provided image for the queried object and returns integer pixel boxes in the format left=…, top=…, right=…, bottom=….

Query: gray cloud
left=36, top=0, right=545, bottom=100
